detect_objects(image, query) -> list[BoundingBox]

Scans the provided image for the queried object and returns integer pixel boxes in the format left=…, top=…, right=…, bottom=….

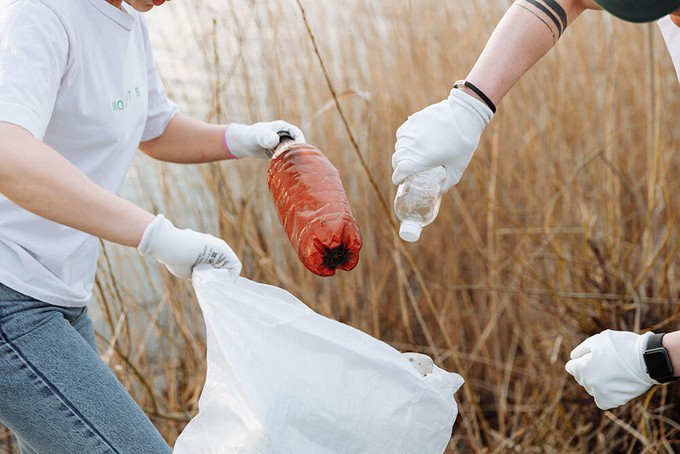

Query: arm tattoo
left=517, top=0, right=568, bottom=43
left=517, top=4, right=558, bottom=44
left=541, top=0, right=568, bottom=31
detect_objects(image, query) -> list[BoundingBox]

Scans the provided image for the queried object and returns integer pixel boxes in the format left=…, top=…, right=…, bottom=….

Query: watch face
left=644, top=348, right=674, bottom=380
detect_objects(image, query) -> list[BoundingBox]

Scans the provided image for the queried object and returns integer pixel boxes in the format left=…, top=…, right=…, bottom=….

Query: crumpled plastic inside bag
left=173, top=268, right=464, bottom=454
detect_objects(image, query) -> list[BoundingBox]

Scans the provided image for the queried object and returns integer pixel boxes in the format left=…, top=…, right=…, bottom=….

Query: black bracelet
left=453, top=80, right=496, bottom=114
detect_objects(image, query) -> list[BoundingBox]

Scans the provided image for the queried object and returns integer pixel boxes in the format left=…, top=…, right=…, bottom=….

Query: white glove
left=138, top=214, right=242, bottom=280
left=565, top=330, right=658, bottom=410
left=224, top=121, right=306, bottom=159
left=392, top=88, right=493, bottom=191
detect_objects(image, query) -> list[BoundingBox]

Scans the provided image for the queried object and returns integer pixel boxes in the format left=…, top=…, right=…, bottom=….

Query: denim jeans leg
left=70, top=306, right=99, bottom=354
left=0, top=284, right=172, bottom=454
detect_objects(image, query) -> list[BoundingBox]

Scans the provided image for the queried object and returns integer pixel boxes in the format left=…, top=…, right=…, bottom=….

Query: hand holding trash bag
left=173, top=268, right=464, bottom=454
left=138, top=214, right=242, bottom=280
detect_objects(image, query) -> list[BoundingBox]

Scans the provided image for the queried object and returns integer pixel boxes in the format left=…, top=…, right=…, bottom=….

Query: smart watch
left=643, top=333, right=678, bottom=383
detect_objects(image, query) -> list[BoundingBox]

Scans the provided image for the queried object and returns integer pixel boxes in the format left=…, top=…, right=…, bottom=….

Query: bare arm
left=663, top=331, right=680, bottom=377
left=0, top=122, right=154, bottom=247
left=460, top=0, right=602, bottom=106
left=140, top=114, right=229, bottom=163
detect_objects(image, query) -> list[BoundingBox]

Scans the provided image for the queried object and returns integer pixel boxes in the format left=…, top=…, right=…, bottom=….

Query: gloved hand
left=224, top=121, right=306, bottom=159
left=565, top=330, right=658, bottom=410
left=392, top=88, right=493, bottom=191
left=138, top=214, right=242, bottom=279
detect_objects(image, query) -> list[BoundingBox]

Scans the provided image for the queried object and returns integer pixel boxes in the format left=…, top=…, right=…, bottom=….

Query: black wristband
left=453, top=80, right=497, bottom=114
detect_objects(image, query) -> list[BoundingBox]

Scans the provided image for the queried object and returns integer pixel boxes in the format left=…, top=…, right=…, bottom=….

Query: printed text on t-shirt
left=112, top=87, right=142, bottom=111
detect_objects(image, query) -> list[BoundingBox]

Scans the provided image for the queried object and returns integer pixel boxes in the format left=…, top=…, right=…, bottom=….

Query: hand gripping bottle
left=267, top=132, right=363, bottom=276
left=394, top=166, right=446, bottom=242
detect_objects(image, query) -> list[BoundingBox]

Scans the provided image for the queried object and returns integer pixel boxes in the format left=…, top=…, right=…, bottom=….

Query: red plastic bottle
left=266, top=134, right=362, bottom=276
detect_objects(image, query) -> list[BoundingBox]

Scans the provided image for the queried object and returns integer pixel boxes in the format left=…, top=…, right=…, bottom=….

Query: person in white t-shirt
left=0, top=0, right=305, bottom=452
left=389, top=0, right=680, bottom=412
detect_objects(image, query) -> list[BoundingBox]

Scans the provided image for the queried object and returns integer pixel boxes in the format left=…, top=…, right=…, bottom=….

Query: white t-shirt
left=0, top=0, right=179, bottom=307
left=659, top=16, right=680, bottom=83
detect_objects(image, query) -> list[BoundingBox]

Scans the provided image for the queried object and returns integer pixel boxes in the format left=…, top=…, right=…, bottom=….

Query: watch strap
left=647, top=332, right=665, bottom=350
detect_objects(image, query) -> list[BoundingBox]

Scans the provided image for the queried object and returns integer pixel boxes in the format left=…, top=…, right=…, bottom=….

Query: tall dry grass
left=2, top=0, right=679, bottom=452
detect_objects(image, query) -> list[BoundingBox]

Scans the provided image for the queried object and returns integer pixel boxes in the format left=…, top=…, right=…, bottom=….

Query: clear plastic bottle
left=394, top=166, right=446, bottom=242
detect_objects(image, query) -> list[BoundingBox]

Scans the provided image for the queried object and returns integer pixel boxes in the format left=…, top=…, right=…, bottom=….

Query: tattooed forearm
left=516, top=0, right=568, bottom=44
left=517, top=4, right=558, bottom=43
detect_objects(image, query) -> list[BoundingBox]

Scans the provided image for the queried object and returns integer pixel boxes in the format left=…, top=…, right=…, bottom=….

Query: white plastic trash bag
left=174, top=268, right=464, bottom=454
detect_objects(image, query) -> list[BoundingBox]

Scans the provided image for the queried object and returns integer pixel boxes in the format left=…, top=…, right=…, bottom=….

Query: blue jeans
left=0, top=283, right=172, bottom=453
